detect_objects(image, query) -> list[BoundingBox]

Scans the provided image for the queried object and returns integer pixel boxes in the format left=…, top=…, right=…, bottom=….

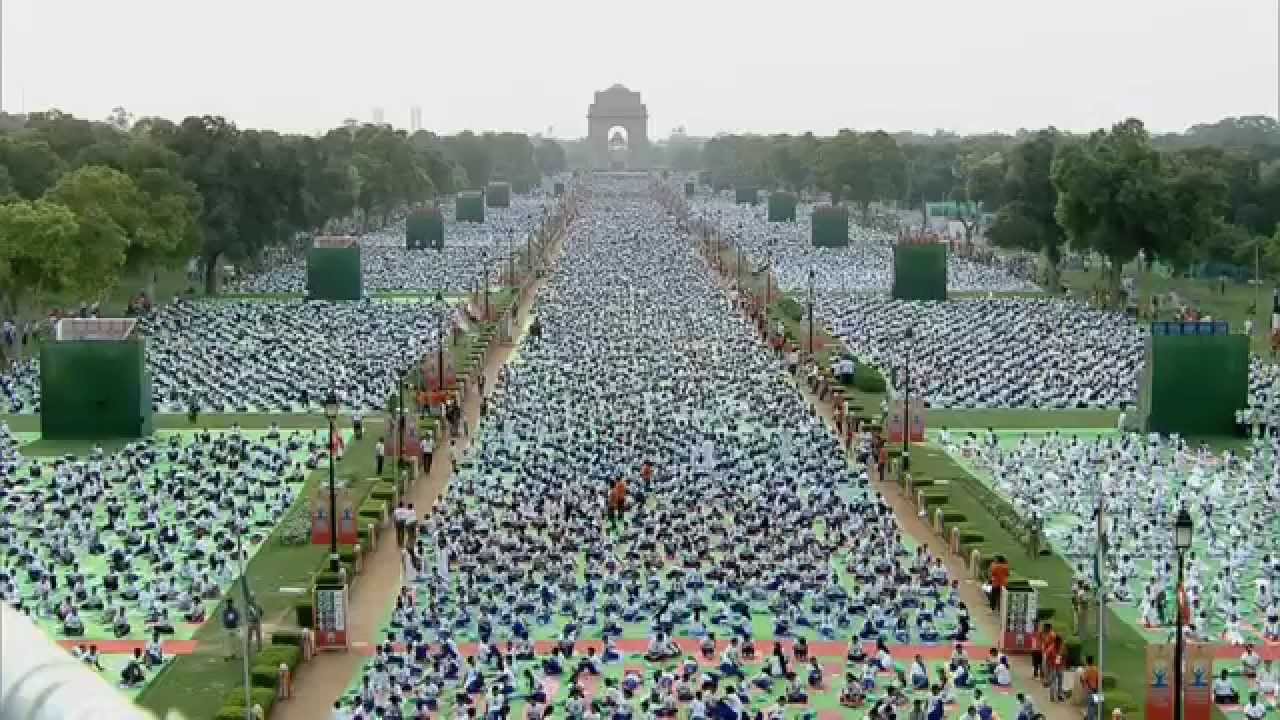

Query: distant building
left=410, top=106, right=423, bottom=132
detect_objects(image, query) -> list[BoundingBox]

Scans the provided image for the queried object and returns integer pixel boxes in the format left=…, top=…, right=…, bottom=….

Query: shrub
left=270, top=629, right=305, bottom=647
left=222, top=687, right=278, bottom=714
left=921, top=492, right=948, bottom=507
left=314, top=570, right=343, bottom=588
left=1063, top=640, right=1084, bottom=667
left=276, top=506, right=311, bottom=546
left=1035, top=607, right=1056, bottom=622
left=257, top=644, right=303, bottom=671
left=1102, top=691, right=1137, bottom=718
left=853, top=367, right=886, bottom=393
left=958, top=529, right=985, bottom=544
left=250, top=664, right=280, bottom=689
left=294, top=601, right=314, bottom=628
left=941, top=511, right=966, bottom=523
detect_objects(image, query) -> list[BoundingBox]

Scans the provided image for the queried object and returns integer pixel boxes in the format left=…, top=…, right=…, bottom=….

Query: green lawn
left=928, top=408, right=1120, bottom=430
left=1, top=413, right=359, bottom=434
left=1062, top=268, right=1272, bottom=353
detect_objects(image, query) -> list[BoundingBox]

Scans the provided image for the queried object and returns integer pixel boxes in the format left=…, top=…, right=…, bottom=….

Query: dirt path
left=273, top=242, right=559, bottom=720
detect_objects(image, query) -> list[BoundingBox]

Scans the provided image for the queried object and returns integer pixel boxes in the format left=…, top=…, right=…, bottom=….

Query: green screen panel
left=41, top=340, right=153, bottom=440
left=684, top=182, right=695, bottom=197
left=811, top=206, right=849, bottom=247
left=306, top=245, right=362, bottom=301
left=486, top=182, right=511, bottom=208
left=406, top=209, right=444, bottom=250
left=735, top=186, right=759, bottom=205
left=892, top=243, right=948, bottom=301
left=768, top=192, right=797, bottom=222
left=457, top=192, right=485, bottom=222
left=554, top=182, right=566, bottom=197
left=1144, top=333, right=1247, bottom=436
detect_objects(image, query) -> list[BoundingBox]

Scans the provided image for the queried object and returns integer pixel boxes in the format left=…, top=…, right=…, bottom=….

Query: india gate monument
left=587, top=84, right=649, bottom=170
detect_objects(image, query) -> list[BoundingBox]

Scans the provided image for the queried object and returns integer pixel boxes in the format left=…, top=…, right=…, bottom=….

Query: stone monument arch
left=587, top=84, right=649, bottom=170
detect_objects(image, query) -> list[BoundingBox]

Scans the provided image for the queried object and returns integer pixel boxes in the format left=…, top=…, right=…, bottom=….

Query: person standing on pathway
left=989, top=555, right=1010, bottom=613
left=608, top=476, right=627, bottom=530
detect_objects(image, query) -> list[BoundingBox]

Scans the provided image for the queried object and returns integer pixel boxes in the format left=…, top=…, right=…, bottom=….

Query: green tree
left=818, top=130, right=904, bottom=217
left=1054, top=118, right=1227, bottom=305
left=0, top=137, right=67, bottom=199
left=535, top=139, right=567, bottom=177
left=0, top=199, right=81, bottom=318
left=989, top=130, right=1066, bottom=290
left=44, top=166, right=142, bottom=300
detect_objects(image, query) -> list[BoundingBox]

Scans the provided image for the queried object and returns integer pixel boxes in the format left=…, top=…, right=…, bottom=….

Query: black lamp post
left=902, top=325, right=914, bottom=474
left=506, top=231, right=514, bottom=286
left=736, top=238, right=743, bottom=292
left=324, top=390, right=340, bottom=573
left=1173, top=508, right=1194, bottom=720
left=807, top=266, right=815, bottom=356
left=766, top=238, right=775, bottom=307
left=436, top=291, right=445, bottom=407
left=481, top=249, right=490, bottom=319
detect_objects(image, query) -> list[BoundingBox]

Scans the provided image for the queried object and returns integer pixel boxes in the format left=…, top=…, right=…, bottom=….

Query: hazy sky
left=4, top=0, right=1276, bottom=138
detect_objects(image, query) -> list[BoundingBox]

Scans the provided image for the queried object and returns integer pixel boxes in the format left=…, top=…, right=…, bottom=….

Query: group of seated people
left=820, top=295, right=1143, bottom=410
left=947, top=427, right=1280, bottom=644
left=0, top=424, right=331, bottom=688
left=0, top=298, right=449, bottom=414
left=691, top=197, right=1039, bottom=296
left=232, top=198, right=552, bottom=294
left=340, top=186, right=1011, bottom=720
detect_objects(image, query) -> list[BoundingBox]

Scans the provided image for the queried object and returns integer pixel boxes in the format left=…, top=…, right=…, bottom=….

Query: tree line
left=677, top=115, right=1280, bottom=302
left=0, top=109, right=567, bottom=316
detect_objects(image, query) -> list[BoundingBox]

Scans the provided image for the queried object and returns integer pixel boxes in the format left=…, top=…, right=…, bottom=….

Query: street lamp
left=1173, top=508, right=1194, bottom=720
left=807, top=266, right=816, bottom=356
left=902, top=325, right=914, bottom=475
left=323, top=390, right=341, bottom=573
left=436, top=291, right=446, bottom=411
left=480, top=249, right=490, bottom=319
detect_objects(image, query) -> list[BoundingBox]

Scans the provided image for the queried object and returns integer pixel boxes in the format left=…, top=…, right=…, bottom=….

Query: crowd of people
left=0, top=298, right=448, bottom=414
left=337, top=181, right=1029, bottom=720
left=690, top=199, right=1039, bottom=295
left=819, top=296, right=1145, bottom=410
left=946, top=428, right=1280, bottom=645
left=0, top=420, right=338, bottom=689
left=231, top=200, right=551, bottom=294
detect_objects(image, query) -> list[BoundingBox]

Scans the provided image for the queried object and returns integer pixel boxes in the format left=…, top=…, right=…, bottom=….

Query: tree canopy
left=0, top=109, right=550, bottom=305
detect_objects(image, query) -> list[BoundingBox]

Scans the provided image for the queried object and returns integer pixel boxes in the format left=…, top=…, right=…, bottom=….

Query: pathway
left=272, top=237, right=561, bottom=720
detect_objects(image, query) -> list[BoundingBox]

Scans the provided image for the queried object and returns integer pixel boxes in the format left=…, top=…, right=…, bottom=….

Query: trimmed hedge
left=920, top=492, right=948, bottom=507
left=941, top=511, right=966, bottom=523
left=853, top=365, right=887, bottom=393
left=271, top=629, right=306, bottom=647
left=294, top=601, right=313, bottom=628
left=1103, top=691, right=1137, bottom=718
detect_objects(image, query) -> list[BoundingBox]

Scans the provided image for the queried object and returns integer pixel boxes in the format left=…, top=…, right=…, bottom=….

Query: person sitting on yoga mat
left=120, top=649, right=146, bottom=688
left=1214, top=668, right=1240, bottom=704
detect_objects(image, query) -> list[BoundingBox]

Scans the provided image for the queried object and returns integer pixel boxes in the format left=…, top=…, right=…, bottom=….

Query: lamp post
left=323, top=390, right=340, bottom=573
left=807, top=266, right=815, bottom=356
left=436, top=291, right=446, bottom=409
left=766, top=238, right=775, bottom=307
left=1173, top=508, right=1194, bottom=720
left=902, top=325, right=914, bottom=474
left=481, top=249, right=490, bottom=319
left=736, top=238, right=743, bottom=292
left=506, top=230, right=514, bottom=286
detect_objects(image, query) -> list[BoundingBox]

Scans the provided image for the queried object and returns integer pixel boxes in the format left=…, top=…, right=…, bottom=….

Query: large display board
left=41, top=322, right=153, bottom=440
left=892, top=243, right=947, bottom=301
left=1141, top=325, right=1246, bottom=436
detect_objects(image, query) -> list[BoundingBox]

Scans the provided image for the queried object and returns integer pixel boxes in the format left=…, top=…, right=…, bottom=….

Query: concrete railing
left=0, top=604, right=176, bottom=720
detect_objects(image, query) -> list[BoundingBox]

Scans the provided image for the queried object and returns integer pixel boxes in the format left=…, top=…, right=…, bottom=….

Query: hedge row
left=211, top=641, right=304, bottom=719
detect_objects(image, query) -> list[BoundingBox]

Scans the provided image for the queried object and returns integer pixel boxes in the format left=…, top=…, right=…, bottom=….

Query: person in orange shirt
left=640, top=461, right=654, bottom=483
left=607, top=478, right=627, bottom=530
left=1081, top=656, right=1101, bottom=719
left=989, top=556, right=1010, bottom=612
